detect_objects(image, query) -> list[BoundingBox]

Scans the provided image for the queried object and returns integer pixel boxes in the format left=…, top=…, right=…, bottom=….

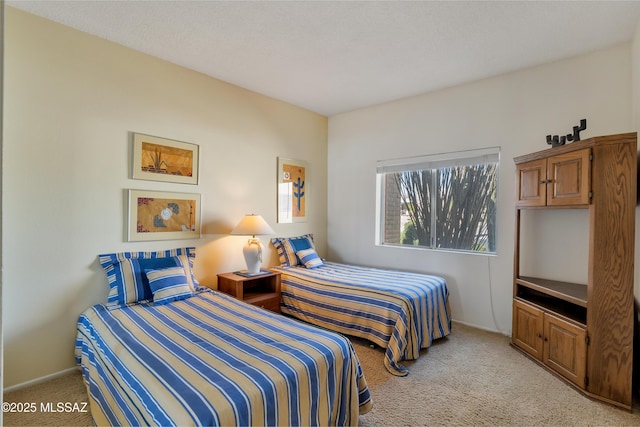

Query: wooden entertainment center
left=512, top=132, right=636, bottom=409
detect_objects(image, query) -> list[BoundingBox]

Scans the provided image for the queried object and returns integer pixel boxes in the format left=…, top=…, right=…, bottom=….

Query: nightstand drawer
left=246, top=293, right=281, bottom=313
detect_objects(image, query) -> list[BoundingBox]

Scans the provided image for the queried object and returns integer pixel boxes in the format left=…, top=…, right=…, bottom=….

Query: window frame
left=375, top=147, right=500, bottom=255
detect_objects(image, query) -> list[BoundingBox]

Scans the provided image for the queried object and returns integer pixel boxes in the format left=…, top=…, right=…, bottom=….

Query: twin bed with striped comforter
left=75, top=290, right=372, bottom=426
left=273, top=262, right=452, bottom=377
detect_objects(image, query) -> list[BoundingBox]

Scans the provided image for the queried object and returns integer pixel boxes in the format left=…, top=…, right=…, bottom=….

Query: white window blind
left=376, top=147, right=500, bottom=174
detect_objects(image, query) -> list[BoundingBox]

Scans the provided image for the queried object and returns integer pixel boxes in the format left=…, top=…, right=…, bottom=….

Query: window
left=376, top=147, right=499, bottom=254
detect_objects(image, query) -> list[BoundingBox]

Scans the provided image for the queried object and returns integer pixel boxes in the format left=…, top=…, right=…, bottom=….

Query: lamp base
left=242, top=238, right=264, bottom=275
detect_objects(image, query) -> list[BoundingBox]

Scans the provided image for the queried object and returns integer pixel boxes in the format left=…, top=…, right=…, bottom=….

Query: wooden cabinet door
left=546, top=149, right=590, bottom=206
left=516, top=159, right=546, bottom=207
left=543, top=314, right=587, bottom=388
left=512, top=299, right=544, bottom=360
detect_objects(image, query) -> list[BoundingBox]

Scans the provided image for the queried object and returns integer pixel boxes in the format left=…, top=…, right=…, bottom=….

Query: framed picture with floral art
left=127, top=189, right=201, bottom=241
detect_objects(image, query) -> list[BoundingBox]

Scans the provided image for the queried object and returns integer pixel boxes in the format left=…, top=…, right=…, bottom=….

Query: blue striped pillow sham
left=296, top=248, right=324, bottom=268
left=145, top=266, right=194, bottom=305
left=271, top=234, right=315, bottom=267
left=98, top=247, right=199, bottom=308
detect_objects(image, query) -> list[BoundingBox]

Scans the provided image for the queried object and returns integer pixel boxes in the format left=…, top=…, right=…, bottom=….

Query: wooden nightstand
left=217, top=271, right=281, bottom=313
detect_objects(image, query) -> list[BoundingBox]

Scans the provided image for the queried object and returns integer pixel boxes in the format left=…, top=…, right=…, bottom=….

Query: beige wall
left=2, top=7, right=327, bottom=388
left=5, top=5, right=640, bottom=390
left=1, top=0, right=5, bottom=413
left=328, top=44, right=633, bottom=334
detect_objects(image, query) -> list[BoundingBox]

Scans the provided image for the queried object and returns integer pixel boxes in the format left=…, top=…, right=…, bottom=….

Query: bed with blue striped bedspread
left=75, top=289, right=372, bottom=426
left=273, top=262, right=452, bottom=377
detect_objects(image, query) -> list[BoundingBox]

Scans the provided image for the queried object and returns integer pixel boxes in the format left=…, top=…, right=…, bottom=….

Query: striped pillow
left=99, top=247, right=199, bottom=307
left=145, top=266, right=194, bottom=305
left=296, top=248, right=324, bottom=269
left=271, top=234, right=315, bottom=267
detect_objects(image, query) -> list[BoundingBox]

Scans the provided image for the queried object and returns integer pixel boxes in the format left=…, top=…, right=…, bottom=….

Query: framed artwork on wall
left=127, top=189, right=201, bottom=241
left=132, top=132, right=199, bottom=185
left=277, top=157, right=308, bottom=223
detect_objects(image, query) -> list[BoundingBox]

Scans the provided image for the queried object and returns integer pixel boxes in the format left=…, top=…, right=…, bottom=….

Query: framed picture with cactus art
left=127, top=189, right=201, bottom=241
left=132, top=132, right=199, bottom=184
left=277, top=157, right=308, bottom=223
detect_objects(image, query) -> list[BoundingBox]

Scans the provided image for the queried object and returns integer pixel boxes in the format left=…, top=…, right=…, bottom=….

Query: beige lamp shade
left=231, top=214, right=276, bottom=237
left=231, top=214, right=275, bottom=274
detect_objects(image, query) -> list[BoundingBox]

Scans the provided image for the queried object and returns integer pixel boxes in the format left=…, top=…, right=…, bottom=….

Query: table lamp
left=231, top=214, right=276, bottom=274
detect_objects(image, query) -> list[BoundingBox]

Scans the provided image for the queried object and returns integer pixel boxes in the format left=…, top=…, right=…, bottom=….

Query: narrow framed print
left=277, top=157, right=308, bottom=223
left=128, top=189, right=201, bottom=241
left=132, top=132, right=199, bottom=184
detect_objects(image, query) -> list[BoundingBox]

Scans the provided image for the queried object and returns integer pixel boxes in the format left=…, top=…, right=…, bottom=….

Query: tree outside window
left=378, top=148, right=498, bottom=254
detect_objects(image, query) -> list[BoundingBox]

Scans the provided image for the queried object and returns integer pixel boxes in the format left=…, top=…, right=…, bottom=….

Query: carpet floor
left=4, top=322, right=640, bottom=426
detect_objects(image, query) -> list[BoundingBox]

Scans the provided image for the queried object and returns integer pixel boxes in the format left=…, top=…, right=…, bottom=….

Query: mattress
left=273, top=261, right=451, bottom=376
left=75, top=290, right=372, bottom=426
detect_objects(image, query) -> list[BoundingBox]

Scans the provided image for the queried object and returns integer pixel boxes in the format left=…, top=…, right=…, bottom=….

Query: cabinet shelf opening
left=515, top=284, right=586, bottom=325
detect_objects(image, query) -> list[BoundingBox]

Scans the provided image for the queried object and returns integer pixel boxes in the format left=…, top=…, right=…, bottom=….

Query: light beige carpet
left=355, top=324, right=640, bottom=426
left=4, top=323, right=640, bottom=426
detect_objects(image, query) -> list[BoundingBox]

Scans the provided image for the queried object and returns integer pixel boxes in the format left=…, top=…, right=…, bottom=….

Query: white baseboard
left=452, top=319, right=510, bottom=337
left=4, top=366, right=81, bottom=394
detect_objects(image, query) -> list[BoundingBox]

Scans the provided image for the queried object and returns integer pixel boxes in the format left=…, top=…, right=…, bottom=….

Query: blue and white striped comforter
left=273, top=262, right=452, bottom=377
left=75, top=290, right=372, bottom=426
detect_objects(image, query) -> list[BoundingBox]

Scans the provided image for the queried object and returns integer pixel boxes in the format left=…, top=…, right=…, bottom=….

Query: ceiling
left=8, top=1, right=640, bottom=116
